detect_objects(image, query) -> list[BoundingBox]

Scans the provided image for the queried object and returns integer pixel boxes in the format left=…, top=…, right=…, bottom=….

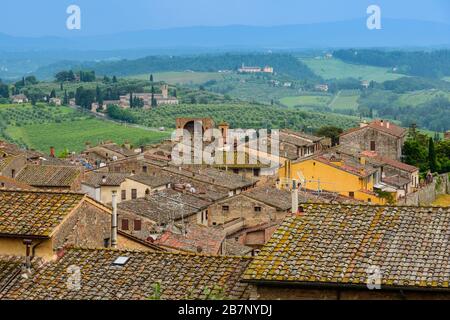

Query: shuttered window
left=121, top=219, right=129, bottom=230
left=134, top=220, right=142, bottom=231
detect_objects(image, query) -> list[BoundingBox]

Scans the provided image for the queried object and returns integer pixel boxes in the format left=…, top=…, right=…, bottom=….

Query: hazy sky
left=1, top=0, right=449, bottom=37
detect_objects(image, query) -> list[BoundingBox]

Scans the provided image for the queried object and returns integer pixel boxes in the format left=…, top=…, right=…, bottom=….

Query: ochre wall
left=279, top=159, right=384, bottom=204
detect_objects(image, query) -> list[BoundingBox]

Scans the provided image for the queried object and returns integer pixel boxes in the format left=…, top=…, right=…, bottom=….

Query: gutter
left=241, top=279, right=450, bottom=294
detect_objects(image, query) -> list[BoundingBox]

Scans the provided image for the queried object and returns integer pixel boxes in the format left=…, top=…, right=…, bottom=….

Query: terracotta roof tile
left=341, top=120, right=407, bottom=138
left=361, top=151, right=418, bottom=173
left=243, top=204, right=450, bottom=291
left=0, top=190, right=84, bottom=237
left=127, top=173, right=172, bottom=188
left=2, top=248, right=251, bottom=300
left=0, top=256, right=23, bottom=291
left=16, top=165, right=82, bottom=187
left=118, top=189, right=211, bottom=225
left=156, top=223, right=225, bottom=255
left=82, top=172, right=129, bottom=187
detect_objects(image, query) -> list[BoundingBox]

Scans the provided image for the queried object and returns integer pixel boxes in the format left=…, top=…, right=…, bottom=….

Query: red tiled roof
left=341, top=120, right=407, bottom=138
left=361, top=151, right=418, bottom=173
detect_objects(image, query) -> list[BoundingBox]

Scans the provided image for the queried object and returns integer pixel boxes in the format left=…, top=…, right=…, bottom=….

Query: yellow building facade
left=279, top=158, right=387, bottom=204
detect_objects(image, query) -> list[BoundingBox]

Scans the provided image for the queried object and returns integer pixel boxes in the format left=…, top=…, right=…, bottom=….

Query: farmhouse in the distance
left=238, top=64, right=274, bottom=74
left=119, top=84, right=178, bottom=108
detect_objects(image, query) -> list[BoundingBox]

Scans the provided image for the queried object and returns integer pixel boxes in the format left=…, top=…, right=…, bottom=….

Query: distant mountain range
left=0, top=19, right=449, bottom=80
left=1, top=19, right=449, bottom=51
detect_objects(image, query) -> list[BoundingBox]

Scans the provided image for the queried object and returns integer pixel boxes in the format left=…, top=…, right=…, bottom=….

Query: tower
left=161, top=84, right=169, bottom=99
left=218, top=122, right=230, bottom=144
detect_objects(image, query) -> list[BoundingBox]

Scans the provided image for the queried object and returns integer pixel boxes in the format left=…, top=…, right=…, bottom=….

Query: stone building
left=242, top=203, right=450, bottom=300
left=119, top=84, right=179, bottom=108
left=207, top=186, right=294, bottom=228
left=81, top=172, right=171, bottom=204
left=83, top=142, right=138, bottom=167
left=0, top=189, right=157, bottom=262
left=0, top=190, right=111, bottom=261
left=0, top=154, right=26, bottom=179
left=339, top=120, right=407, bottom=161
left=117, top=188, right=212, bottom=241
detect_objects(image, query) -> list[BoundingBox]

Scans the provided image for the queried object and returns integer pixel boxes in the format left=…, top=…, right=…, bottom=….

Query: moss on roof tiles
left=2, top=248, right=252, bottom=300
left=242, top=203, right=450, bottom=291
left=0, top=190, right=84, bottom=237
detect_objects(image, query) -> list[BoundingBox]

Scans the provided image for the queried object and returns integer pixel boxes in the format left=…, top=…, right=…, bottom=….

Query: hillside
left=0, top=104, right=169, bottom=153
left=33, top=53, right=320, bottom=80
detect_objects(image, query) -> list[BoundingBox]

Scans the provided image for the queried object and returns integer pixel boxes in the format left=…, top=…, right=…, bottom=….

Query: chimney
left=102, top=175, right=107, bottom=184
left=50, top=146, right=55, bottom=158
left=291, top=179, right=299, bottom=215
left=380, top=120, right=384, bottom=127
left=359, top=157, right=366, bottom=165
left=111, top=191, right=118, bottom=248
left=359, top=121, right=368, bottom=128
left=386, top=121, right=390, bottom=129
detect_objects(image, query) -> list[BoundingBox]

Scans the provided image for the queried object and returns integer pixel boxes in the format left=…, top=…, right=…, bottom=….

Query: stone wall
left=340, top=127, right=404, bottom=161
left=0, top=154, right=26, bottom=178
left=399, top=173, right=449, bottom=206
left=53, top=201, right=111, bottom=250
left=208, top=195, right=287, bottom=227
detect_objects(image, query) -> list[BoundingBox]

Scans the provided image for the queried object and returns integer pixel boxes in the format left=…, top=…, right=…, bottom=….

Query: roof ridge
left=66, top=246, right=253, bottom=260
left=0, top=188, right=84, bottom=196
left=299, top=202, right=449, bottom=210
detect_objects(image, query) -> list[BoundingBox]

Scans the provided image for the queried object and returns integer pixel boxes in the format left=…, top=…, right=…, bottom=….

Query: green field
left=301, top=58, right=405, bottom=82
left=279, top=94, right=332, bottom=108
left=329, top=91, right=360, bottom=110
left=0, top=104, right=169, bottom=153
left=397, top=90, right=450, bottom=107
left=127, top=72, right=224, bottom=85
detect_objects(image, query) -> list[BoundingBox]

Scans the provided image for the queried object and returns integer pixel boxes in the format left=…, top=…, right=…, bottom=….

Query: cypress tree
left=63, top=90, right=68, bottom=105
left=428, top=137, right=438, bottom=173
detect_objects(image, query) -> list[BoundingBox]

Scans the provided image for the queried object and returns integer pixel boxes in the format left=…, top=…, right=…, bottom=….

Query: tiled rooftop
left=0, top=190, right=84, bottom=237
left=341, top=120, right=407, bottom=138
left=360, top=151, right=419, bottom=173
left=0, top=156, right=14, bottom=172
left=0, top=256, right=23, bottom=292
left=118, top=189, right=211, bottom=225
left=156, top=223, right=225, bottom=255
left=163, top=166, right=258, bottom=190
left=314, top=152, right=378, bottom=178
left=16, top=165, right=82, bottom=187
left=82, top=172, right=129, bottom=187
left=243, top=203, right=450, bottom=291
left=2, top=248, right=251, bottom=300
left=126, top=173, right=172, bottom=188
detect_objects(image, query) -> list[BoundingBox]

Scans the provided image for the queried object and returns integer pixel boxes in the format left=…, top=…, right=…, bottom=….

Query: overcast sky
left=1, top=0, right=449, bottom=37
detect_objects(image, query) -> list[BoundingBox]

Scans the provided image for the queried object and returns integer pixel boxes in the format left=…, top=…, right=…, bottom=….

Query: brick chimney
left=50, top=146, right=55, bottom=158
